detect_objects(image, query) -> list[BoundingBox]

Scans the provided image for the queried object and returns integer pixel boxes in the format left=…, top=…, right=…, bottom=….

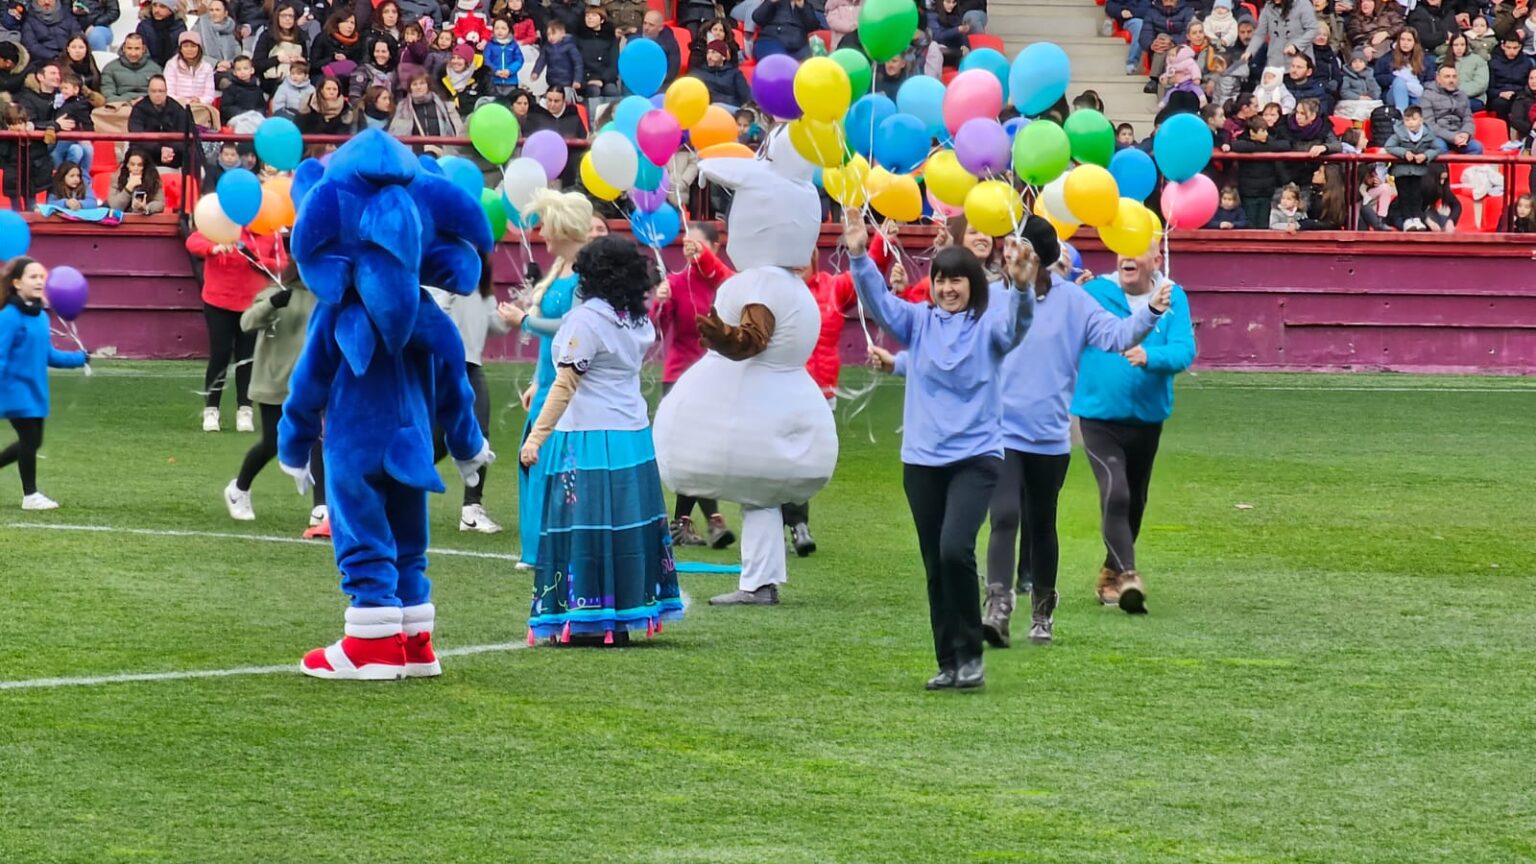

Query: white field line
left=5, top=522, right=521, bottom=562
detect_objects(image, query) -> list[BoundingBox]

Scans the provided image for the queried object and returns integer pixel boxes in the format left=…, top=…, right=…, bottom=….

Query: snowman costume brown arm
left=696, top=304, right=777, bottom=360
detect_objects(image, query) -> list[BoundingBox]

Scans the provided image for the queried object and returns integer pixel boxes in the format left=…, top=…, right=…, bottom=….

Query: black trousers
left=903, top=456, right=1000, bottom=670
left=985, top=449, right=1071, bottom=598
left=781, top=500, right=809, bottom=527
left=1080, top=419, right=1164, bottom=573
left=237, top=403, right=326, bottom=505
left=0, top=417, right=44, bottom=495
left=660, top=380, right=719, bottom=520
left=433, top=363, right=490, bottom=506
left=203, top=303, right=255, bottom=409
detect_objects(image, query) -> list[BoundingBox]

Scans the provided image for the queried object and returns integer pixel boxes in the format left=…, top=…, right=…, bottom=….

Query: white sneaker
left=21, top=492, right=58, bottom=511
left=224, top=480, right=255, bottom=521
left=1500, top=139, right=1524, bottom=152
left=202, top=407, right=221, bottom=432
left=235, top=406, right=255, bottom=433
left=460, top=503, right=503, bottom=534
left=515, top=561, right=533, bottom=571
left=309, top=505, right=329, bottom=527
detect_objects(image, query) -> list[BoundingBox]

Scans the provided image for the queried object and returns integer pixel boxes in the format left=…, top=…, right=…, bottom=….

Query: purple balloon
left=953, top=118, right=1011, bottom=177
left=751, top=54, right=803, bottom=121
left=650, top=93, right=666, bottom=109
left=522, top=129, right=569, bottom=182
left=45, top=265, right=88, bottom=322
left=629, top=185, right=668, bottom=213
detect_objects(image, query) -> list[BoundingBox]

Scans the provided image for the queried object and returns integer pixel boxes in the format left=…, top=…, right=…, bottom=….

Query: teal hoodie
left=1071, top=276, right=1196, bottom=424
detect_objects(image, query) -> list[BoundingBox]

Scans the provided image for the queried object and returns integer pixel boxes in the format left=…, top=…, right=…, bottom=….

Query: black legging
left=782, top=500, right=809, bottom=526
left=660, top=380, right=719, bottom=520
left=1080, top=419, right=1164, bottom=573
left=237, top=403, right=326, bottom=505
left=433, top=363, right=490, bottom=506
left=0, top=417, right=44, bottom=495
left=204, top=303, right=256, bottom=409
left=903, top=455, right=1000, bottom=671
left=985, top=449, right=1071, bottom=598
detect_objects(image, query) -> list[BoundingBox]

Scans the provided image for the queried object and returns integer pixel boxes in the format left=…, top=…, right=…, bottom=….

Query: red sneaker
left=303, top=518, right=331, bottom=540
left=300, top=634, right=407, bottom=680
left=401, top=602, right=440, bottom=678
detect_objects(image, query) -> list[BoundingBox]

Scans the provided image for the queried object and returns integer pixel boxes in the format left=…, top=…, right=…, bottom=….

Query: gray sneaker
left=981, top=584, right=1014, bottom=648
left=709, top=584, right=780, bottom=606
left=1028, top=591, right=1058, bottom=645
left=1101, top=19, right=1115, bottom=36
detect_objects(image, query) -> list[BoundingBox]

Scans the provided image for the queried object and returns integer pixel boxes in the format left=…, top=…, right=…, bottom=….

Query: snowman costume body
left=653, top=145, right=838, bottom=593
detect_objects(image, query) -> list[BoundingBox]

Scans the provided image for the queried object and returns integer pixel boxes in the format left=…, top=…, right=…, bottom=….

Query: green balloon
left=481, top=187, right=508, bottom=241
left=469, top=103, right=520, bottom=165
left=1012, top=120, right=1071, bottom=186
left=1064, top=109, right=1115, bottom=168
left=830, top=48, right=873, bottom=98
left=858, top=0, right=919, bottom=63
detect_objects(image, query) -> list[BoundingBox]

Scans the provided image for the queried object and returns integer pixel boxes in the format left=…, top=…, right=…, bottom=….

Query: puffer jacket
left=1420, top=81, right=1474, bottom=143
left=1140, top=0, right=1194, bottom=51
left=1251, top=0, right=1318, bottom=59
left=71, top=0, right=119, bottom=29
left=1384, top=122, right=1439, bottom=176
left=20, top=0, right=81, bottom=69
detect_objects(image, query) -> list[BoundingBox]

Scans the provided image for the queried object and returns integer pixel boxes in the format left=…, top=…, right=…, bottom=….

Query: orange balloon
left=248, top=180, right=296, bottom=235
left=696, top=142, right=756, bottom=160
left=689, top=105, right=738, bottom=152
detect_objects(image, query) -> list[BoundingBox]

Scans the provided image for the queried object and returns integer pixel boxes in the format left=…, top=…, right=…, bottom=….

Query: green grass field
left=3, top=362, right=1534, bottom=863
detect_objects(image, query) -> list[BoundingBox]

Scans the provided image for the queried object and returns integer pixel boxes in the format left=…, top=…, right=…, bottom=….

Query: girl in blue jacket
left=1071, top=251, right=1196, bottom=615
left=0, top=256, right=89, bottom=511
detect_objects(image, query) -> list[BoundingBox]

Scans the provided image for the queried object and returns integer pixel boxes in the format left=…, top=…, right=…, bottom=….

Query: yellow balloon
left=870, top=172, right=921, bottom=222
left=794, top=56, right=853, bottom=123
left=823, top=154, right=869, bottom=209
left=925, top=150, right=977, bottom=208
left=580, top=153, right=622, bottom=201
left=1062, top=163, right=1120, bottom=227
left=866, top=165, right=896, bottom=197
left=963, top=180, right=1023, bottom=238
left=1148, top=209, right=1165, bottom=244
left=788, top=118, right=847, bottom=168
left=1032, top=196, right=1079, bottom=241
left=1098, top=197, right=1155, bottom=257
left=663, top=77, right=710, bottom=129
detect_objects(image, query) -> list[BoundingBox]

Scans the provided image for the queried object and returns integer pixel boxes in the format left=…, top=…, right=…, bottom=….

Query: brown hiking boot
left=707, top=513, right=736, bottom=549
left=670, top=516, right=706, bottom=547
left=1096, top=567, right=1121, bottom=606
left=981, top=584, right=1014, bottom=648
left=1116, top=570, right=1147, bottom=615
left=1027, top=591, right=1058, bottom=644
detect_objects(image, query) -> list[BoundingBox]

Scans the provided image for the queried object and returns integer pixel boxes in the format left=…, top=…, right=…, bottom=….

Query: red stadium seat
left=1330, top=115, right=1354, bottom=136
left=670, top=25, right=692, bottom=73
left=1455, top=192, right=1504, bottom=232
left=1474, top=114, right=1510, bottom=151
left=968, top=33, right=1006, bottom=53
left=741, top=59, right=755, bottom=84
left=162, top=171, right=183, bottom=212
left=91, top=170, right=112, bottom=203
left=575, top=102, right=590, bottom=134
left=92, top=139, right=118, bottom=175
left=811, top=29, right=833, bottom=50
left=941, top=67, right=958, bottom=84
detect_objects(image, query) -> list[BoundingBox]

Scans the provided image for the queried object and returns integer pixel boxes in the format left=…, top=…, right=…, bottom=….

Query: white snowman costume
left=653, top=141, right=838, bottom=594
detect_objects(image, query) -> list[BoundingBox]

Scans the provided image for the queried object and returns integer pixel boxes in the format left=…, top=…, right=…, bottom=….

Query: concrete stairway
left=987, top=0, right=1159, bottom=135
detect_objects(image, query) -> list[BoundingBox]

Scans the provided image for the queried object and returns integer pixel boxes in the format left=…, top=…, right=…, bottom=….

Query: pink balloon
left=636, top=109, right=683, bottom=168
left=927, top=189, right=963, bottom=218
left=942, top=69, right=1004, bottom=135
left=1160, top=173, right=1220, bottom=229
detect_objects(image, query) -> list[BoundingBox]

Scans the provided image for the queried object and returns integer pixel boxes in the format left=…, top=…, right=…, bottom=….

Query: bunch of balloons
left=194, top=116, right=302, bottom=244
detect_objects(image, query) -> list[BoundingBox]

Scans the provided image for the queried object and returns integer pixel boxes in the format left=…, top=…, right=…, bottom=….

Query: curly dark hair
left=573, top=236, right=654, bottom=319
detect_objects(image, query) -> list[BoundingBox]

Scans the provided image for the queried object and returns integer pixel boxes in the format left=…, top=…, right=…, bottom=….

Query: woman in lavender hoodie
left=849, top=215, right=1036, bottom=693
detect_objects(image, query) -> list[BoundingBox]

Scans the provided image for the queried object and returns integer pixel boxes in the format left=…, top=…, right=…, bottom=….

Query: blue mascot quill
left=278, top=129, right=496, bottom=681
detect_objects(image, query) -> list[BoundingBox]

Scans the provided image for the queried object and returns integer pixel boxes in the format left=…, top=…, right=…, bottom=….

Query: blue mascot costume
left=278, top=129, right=495, bottom=681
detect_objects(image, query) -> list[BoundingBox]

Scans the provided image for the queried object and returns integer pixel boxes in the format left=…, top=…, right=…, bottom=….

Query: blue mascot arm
left=278, top=304, right=341, bottom=469
left=419, top=301, right=486, bottom=461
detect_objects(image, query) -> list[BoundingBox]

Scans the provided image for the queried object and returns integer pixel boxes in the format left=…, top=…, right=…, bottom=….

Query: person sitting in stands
left=127, top=74, right=189, bottom=169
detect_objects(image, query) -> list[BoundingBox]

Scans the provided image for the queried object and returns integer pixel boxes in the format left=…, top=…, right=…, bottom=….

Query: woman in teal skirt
left=498, top=190, right=594, bottom=569
left=519, top=236, right=683, bottom=645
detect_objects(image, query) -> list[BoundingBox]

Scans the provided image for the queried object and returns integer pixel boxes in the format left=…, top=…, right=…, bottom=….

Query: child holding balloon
left=0, top=256, right=89, bottom=511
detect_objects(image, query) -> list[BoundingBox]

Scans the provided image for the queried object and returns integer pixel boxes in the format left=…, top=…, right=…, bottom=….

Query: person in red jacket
left=186, top=229, right=284, bottom=433
left=652, top=222, right=737, bottom=549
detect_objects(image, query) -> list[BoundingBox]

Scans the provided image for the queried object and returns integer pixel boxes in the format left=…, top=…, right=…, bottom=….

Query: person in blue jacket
left=1071, top=247, right=1196, bottom=616
left=853, top=214, right=1036, bottom=692
left=0, top=256, right=89, bottom=511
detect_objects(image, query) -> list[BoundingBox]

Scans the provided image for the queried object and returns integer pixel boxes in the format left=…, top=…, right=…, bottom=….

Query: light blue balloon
left=635, top=157, right=664, bottom=192
left=1003, top=116, right=1029, bottom=141
left=509, top=207, right=540, bottom=230
left=1010, top=42, right=1071, bottom=117
left=437, top=156, right=485, bottom=199
left=632, top=203, right=681, bottom=248
left=895, top=75, right=946, bottom=137
left=1109, top=147, right=1158, bottom=202
left=960, top=47, right=1011, bottom=103
left=844, top=93, right=897, bottom=159
left=1152, top=113, right=1213, bottom=182
left=618, top=38, right=667, bottom=98
left=614, top=95, right=653, bottom=137
left=873, top=113, right=929, bottom=175
left=0, top=210, right=30, bottom=259
left=215, top=168, right=263, bottom=226
left=253, top=116, right=303, bottom=171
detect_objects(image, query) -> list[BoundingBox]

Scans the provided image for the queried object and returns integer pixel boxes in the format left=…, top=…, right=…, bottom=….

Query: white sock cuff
left=345, top=606, right=404, bottom=638
left=400, top=603, right=435, bottom=636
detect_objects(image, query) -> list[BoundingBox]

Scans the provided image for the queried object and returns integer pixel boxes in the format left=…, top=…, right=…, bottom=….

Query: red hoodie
left=186, top=230, right=285, bottom=313
left=805, top=232, right=890, bottom=399
left=651, top=245, right=734, bottom=384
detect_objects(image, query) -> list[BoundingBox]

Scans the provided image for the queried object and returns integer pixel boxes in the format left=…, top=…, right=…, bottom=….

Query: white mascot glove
left=279, top=461, right=313, bottom=495
left=456, top=442, right=497, bottom=488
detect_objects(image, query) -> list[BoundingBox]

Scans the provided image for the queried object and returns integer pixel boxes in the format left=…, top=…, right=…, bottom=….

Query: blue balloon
left=844, top=94, right=897, bottom=159
left=1152, top=112, right=1214, bottom=182
left=1109, top=147, right=1158, bottom=202
left=253, top=116, right=302, bottom=171
left=0, top=210, right=30, bottom=259
left=437, top=156, right=485, bottom=199
left=618, top=38, right=667, bottom=98
left=509, top=207, right=540, bottom=230
left=650, top=93, right=666, bottom=109
left=1002, top=116, right=1029, bottom=141
left=1010, top=42, right=1071, bottom=117
left=960, top=47, right=1011, bottom=103
left=215, top=168, right=263, bottom=226
left=635, top=157, right=664, bottom=192
left=631, top=203, right=681, bottom=248
left=895, top=76, right=946, bottom=137
left=873, top=113, right=929, bottom=175
left=85, top=24, right=113, bottom=52
left=614, top=94, right=653, bottom=138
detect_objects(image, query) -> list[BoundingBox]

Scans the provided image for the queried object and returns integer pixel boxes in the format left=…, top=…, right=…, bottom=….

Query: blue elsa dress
left=517, top=273, right=578, bottom=566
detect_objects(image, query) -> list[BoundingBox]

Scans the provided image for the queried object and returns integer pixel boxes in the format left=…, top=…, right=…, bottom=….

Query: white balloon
left=1041, top=174, right=1077, bottom=226
left=500, top=157, right=549, bottom=215
left=194, top=193, right=241, bottom=245
left=589, top=130, right=640, bottom=192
